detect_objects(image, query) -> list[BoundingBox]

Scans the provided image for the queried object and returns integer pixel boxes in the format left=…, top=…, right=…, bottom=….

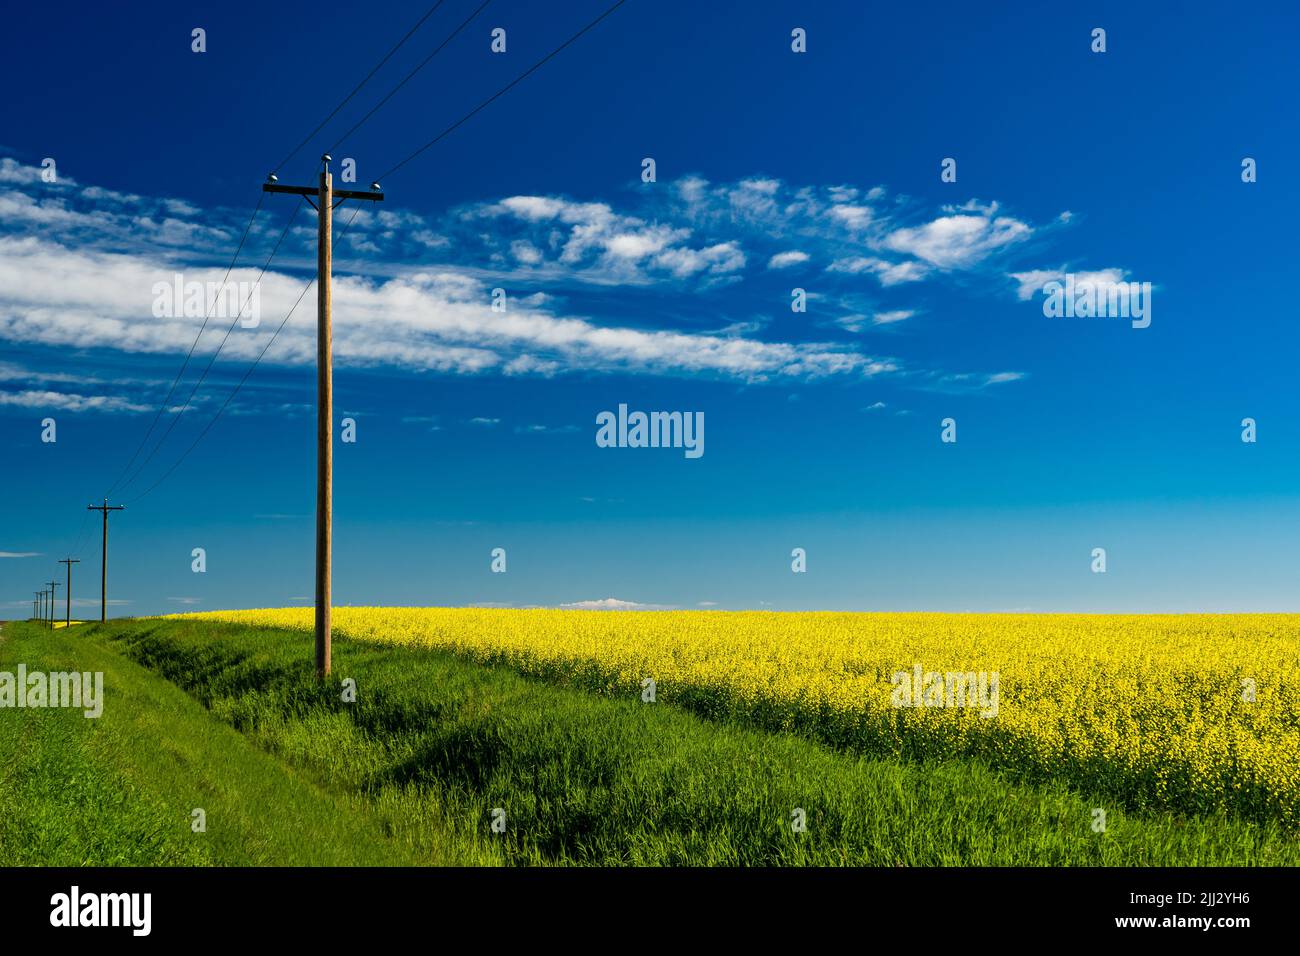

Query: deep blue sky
left=3, top=0, right=1298, bottom=615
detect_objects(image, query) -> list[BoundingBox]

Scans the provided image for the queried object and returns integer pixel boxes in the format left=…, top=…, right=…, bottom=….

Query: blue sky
left=2, top=0, right=1298, bottom=615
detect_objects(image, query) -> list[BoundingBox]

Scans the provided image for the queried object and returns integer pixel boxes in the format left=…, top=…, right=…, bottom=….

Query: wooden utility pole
left=87, top=500, right=124, bottom=622
left=34, top=591, right=42, bottom=624
left=263, top=156, right=383, bottom=677
left=46, top=580, right=59, bottom=630
left=59, top=557, right=80, bottom=627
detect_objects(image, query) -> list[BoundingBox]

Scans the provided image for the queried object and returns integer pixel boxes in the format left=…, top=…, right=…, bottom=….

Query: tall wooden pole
left=34, top=591, right=42, bottom=625
left=59, top=557, right=79, bottom=627
left=46, top=580, right=59, bottom=630
left=263, top=160, right=382, bottom=678
left=315, top=167, right=333, bottom=678
left=87, top=500, right=124, bottom=622
left=101, top=508, right=107, bottom=621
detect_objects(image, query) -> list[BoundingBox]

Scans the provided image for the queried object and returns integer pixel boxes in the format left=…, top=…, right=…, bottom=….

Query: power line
left=106, top=3, right=466, bottom=500
left=103, top=193, right=267, bottom=499
left=272, top=0, right=452, bottom=174
left=327, top=0, right=494, bottom=154
left=101, top=0, right=538, bottom=511
left=123, top=205, right=366, bottom=506
left=378, top=0, right=628, bottom=182
left=108, top=3, right=482, bottom=499
left=120, top=0, right=630, bottom=504
left=116, top=203, right=303, bottom=494
left=52, top=507, right=92, bottom=575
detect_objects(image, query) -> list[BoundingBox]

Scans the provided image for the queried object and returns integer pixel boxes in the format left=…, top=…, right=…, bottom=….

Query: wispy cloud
left=0, top=158, right=1080, bottom=391
left=1008, top=266, right=1131, bottom=301
left=882, top=200, right=1030, bottom=269
left=828, top=255, right=929, bottom=286
left=835, top=309, right=916, bottom=332
left=928, top=370, right=1027, bottom=392
left=558, top=597, right=674, bottom=611
left=767, top=250, right=810, bottom=269
left=0, top=389, right=150, bottom=413
left=515, top=423, right=579, bottom=434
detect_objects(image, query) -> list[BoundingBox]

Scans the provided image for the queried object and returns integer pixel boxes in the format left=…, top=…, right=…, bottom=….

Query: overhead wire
left=102, top=192, right=267, bottom=499
left=378, top=0, right=627, bottom=182
left=124, top=205, right=366, bottom=505
left=327, top=0, right=495, bottom=155
left=272, top=0, right=453, bottom=173
left=118, top=0, right=632, bottom=503
left=115, top=203, right=303, bottom=493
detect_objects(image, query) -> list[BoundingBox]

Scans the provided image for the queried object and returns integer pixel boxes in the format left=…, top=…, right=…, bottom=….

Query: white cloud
left=558, top=597, right=672, bottom=610
left=484, top=193, right=751, bottom=283
left=1008, top=267, right=1129, bottom=301
left=827, top=204, right=873, bottom=230
left=834, top=310, right=913, bottom=333
left=0, top=234, right=892, bottom=383
left=515, top=423, right=579, bottom=434
left=883, top=205, right=1031, bottom=269
left=0, top=388, right=149, bottom=412
left=654, top=241, right=745, bottom=278
left=0, top=159, right=1069, bottom=390
left=510, top=240, right=543, bottom=264
left=828, top=256, right=929, bottom=286
left=767, top=250, right=810, bottom=269
left=929, top=370, right=1027, bottom=392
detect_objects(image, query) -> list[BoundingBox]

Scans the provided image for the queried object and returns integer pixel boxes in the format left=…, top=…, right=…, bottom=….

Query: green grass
left=2, top=617, right=1296, bottom=865
left=0, top=620, right=496, bottom=865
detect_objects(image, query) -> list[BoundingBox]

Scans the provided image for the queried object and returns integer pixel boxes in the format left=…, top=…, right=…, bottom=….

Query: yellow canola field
left=171, top=608, right=1300, bottom=826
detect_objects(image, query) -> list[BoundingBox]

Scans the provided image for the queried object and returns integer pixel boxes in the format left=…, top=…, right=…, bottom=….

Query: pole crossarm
left=262, top=183, right=384, bottom=203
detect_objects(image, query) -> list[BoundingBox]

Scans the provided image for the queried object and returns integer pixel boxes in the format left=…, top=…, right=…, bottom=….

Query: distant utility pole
left=59, top=557, right=80, bottom=628
left=46, top=580, right=59, bottom=630
left=263, top=156, right=383, bottom=677
left=34, top=591, right=42, bottom=623
left=87, top=500, right=124, bottom=622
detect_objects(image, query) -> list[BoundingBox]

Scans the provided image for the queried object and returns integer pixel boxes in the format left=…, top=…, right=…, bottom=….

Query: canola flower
left=169, top=608, right=1300, bottom=827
